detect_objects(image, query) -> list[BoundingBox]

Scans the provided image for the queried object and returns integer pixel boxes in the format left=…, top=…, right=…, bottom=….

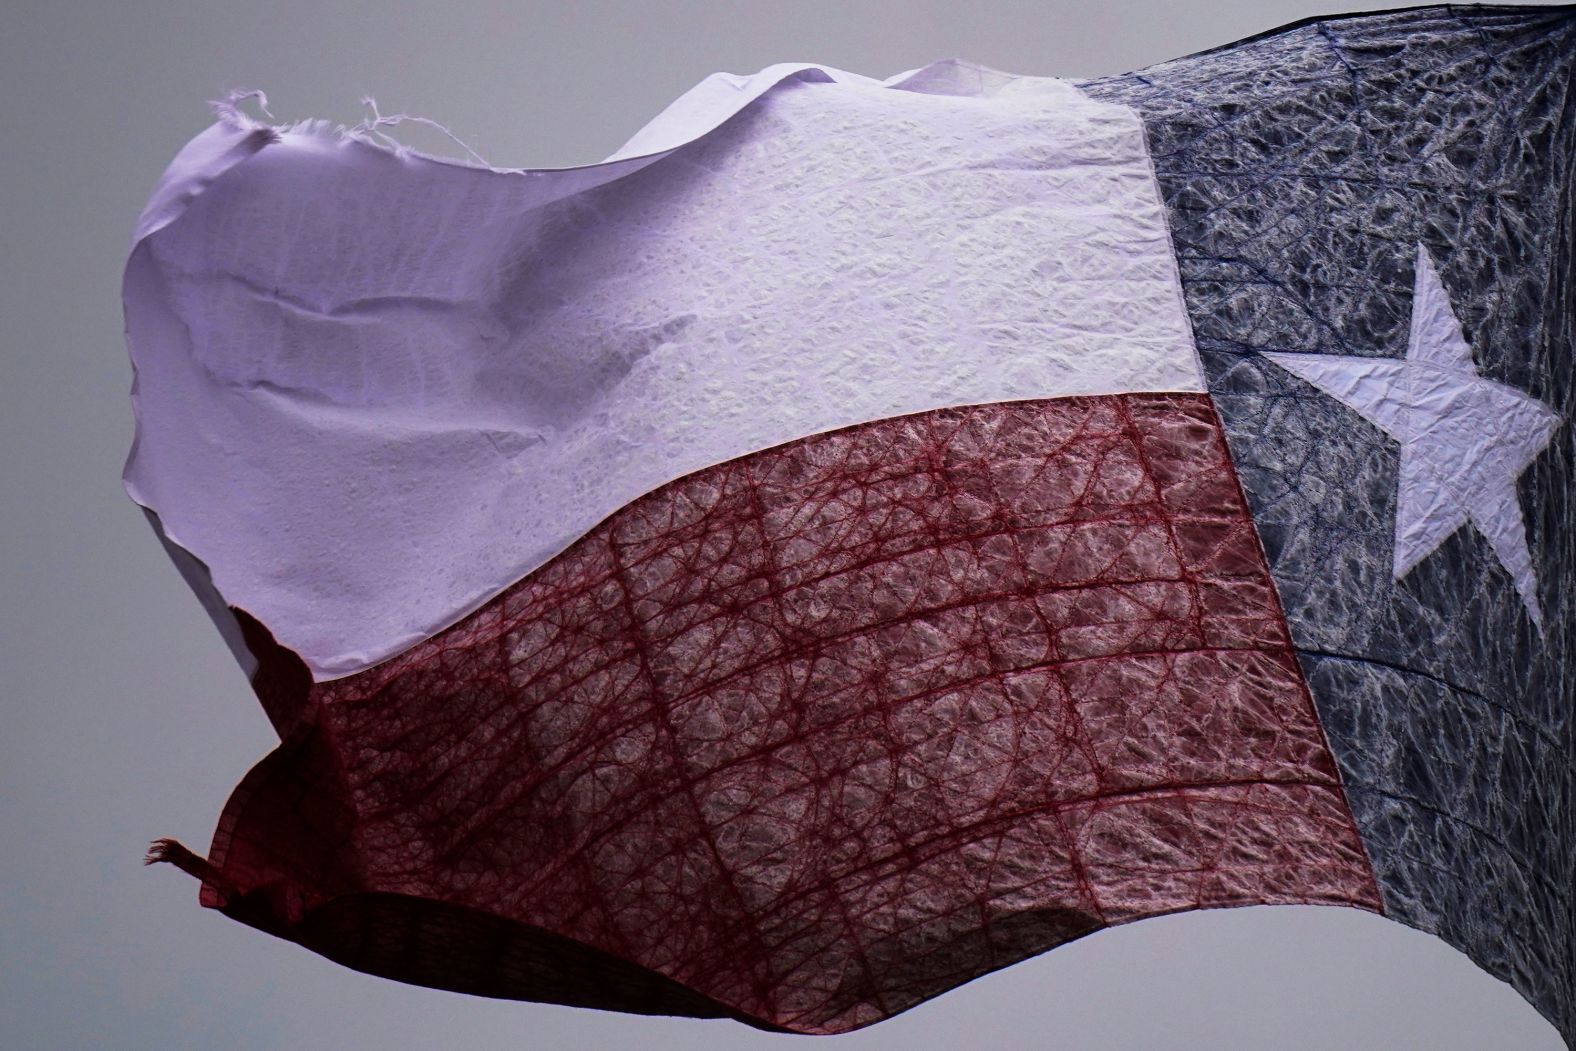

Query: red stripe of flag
left=158, top=392, right=1380, bottom=1033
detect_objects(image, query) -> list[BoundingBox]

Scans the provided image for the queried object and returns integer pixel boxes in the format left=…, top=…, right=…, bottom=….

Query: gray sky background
left=1, top=2, right=1567, bottom=1048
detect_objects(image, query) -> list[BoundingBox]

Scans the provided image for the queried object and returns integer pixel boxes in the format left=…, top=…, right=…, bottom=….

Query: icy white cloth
left=123, top=61, right=1202, bottom=679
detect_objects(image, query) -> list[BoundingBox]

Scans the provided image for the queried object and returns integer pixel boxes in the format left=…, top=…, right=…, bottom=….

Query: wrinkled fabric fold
left=124, top=64, right=1201, bottom=679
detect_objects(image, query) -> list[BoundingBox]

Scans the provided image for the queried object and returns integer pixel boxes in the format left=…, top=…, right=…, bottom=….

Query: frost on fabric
left=151, top=396, right=1378, bottom=1034
left=1264, top=244, right=1560, bottom=631
left=1084, top=5, right=1576, bottom=1042
left=122, top=63, right=1201, bottom=680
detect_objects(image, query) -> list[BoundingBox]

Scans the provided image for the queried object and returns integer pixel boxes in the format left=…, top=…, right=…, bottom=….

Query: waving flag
left=129, top=4, right=1574, bottom=1042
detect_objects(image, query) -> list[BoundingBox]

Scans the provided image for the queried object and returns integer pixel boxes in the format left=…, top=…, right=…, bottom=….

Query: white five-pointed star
left=1265, top=243, right=1562, bottom=633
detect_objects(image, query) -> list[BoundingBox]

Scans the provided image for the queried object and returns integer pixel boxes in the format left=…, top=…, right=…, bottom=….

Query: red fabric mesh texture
left=168, top=393, right=1381, bottom=1033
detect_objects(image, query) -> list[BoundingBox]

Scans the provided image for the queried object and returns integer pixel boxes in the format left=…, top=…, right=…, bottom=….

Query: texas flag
left=128, top=4, right=1574, bottom=1042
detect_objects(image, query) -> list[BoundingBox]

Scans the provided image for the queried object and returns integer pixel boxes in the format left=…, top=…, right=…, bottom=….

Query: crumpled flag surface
left=130, top=3, right=1575, bottom=1043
